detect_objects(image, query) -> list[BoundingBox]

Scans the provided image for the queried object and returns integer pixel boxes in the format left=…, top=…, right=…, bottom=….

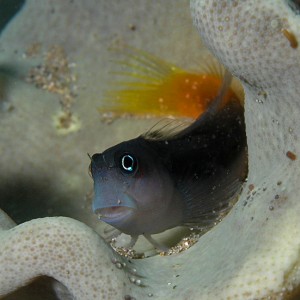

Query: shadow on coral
left=0, top=64, right=29, bottom=112
left=0, top=66, right=14, bottom=96
left=0, top=175, right=65, bottom=224
left=0, top=0, right=26, bottom=34
left=286, top=284, right=300, bottom=300
left=2, top=276, right=68, bottom=300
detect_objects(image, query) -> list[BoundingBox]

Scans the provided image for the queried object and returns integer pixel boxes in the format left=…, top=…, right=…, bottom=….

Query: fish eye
left=119, top=153, right=138, bottom=175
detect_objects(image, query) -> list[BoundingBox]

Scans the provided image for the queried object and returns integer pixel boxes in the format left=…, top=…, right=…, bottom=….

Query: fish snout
left=92, top=185, right=137, bottom=216
left=93, top=193, right=137, bottom=228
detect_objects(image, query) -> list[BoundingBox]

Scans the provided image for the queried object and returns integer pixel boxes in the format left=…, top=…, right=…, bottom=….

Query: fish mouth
left=95, top=206, right=134, bottom=221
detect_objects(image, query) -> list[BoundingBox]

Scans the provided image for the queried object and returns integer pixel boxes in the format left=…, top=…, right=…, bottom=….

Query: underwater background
left=0, top=0, right=205, bottom=225
left=0, top=1, right=211, bottom=298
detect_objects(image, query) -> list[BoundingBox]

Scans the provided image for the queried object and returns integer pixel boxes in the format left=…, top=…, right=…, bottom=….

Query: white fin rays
left=199, top=57, right=225, bottom=78
left=142, top=118, right=192, bottom=141
left=108, top=45, right=179, bottom=82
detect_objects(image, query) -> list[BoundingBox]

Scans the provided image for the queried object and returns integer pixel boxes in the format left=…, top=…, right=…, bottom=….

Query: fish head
left=90, top=137, right=182, bottom=235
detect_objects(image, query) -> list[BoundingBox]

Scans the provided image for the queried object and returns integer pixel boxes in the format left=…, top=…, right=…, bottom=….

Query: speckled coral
left=1, top=0, right=300, bottom=299
left=0, top=213, right=128, bottom=299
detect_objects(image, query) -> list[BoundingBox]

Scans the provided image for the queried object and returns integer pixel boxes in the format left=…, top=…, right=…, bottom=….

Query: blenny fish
left=100, top=48, right=243, bottom=119
left=90, top=69, right=247, bottom=251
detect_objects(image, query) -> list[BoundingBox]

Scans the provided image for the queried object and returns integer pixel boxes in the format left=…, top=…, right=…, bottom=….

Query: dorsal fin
left=141, top=118, right=191, bottom=140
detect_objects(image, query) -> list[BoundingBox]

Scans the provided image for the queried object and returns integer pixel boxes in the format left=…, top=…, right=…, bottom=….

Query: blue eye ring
left=119, top=153, right=138, bottom=175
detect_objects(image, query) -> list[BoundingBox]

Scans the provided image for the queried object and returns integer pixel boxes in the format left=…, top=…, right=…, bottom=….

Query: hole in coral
left=2, top=276, right=71, bottom=300
left=284, top=281, right=300, bottom=300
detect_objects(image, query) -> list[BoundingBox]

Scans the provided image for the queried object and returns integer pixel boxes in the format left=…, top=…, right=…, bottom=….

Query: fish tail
left=206, top=69, right=233, bottom=115
left=99, top=46, right=185, bottom=117
left=172, top=68, right=235, bottom=138
left=98, top=46, right=243, bottom=119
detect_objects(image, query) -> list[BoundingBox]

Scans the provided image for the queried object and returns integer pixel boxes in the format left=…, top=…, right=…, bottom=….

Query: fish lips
left=92, top=191, right=137, bottom=224
left=94, top=206, right=135, bottom=225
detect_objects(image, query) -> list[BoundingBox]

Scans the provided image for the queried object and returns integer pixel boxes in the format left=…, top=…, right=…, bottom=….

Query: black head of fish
left=90, top=138, right=183, bottom=236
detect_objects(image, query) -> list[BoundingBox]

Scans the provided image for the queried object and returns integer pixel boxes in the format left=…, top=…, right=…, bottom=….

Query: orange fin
left=99, top=47, right=243, bottom=119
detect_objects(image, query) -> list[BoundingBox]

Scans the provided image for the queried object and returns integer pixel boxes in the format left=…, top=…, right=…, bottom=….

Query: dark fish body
left=90, top=72, right=247, bottom=248
left=91, top=138, right=184, bottom=236
left=146, top=100, right=247, bottom=227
